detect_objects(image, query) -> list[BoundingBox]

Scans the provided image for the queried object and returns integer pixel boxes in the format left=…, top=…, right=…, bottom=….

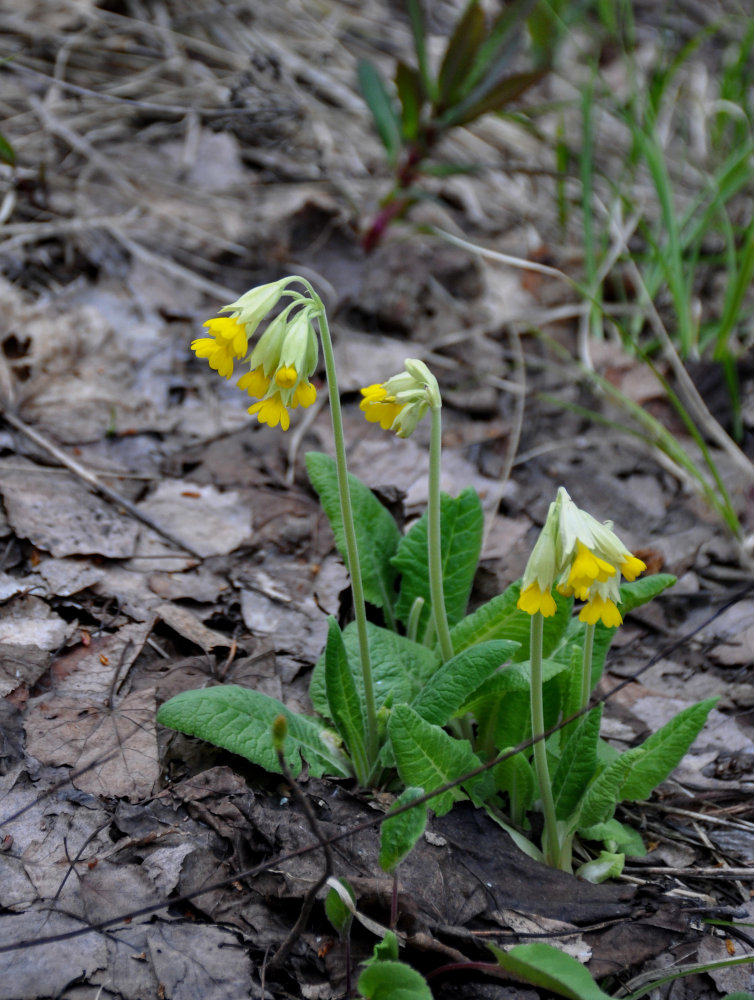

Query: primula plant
left=160, top=276, right=715, bottom=883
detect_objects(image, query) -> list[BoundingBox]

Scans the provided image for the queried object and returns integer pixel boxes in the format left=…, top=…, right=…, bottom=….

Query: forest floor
left=0, top=1, right=753, bottom=998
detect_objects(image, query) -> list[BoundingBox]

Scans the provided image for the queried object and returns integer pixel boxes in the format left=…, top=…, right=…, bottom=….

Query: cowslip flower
left=193, top=278, right=319, bottom=431
left=360, top=358, right=440, bottom=438
left=517, top=487, right=646, bottom=628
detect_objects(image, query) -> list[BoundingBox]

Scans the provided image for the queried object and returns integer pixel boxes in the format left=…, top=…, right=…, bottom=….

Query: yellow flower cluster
left=190, top=279, right=318, bottom=431
left=359, top=359, right=440, bottom=437
left=517, top=488, right=646, bottom=628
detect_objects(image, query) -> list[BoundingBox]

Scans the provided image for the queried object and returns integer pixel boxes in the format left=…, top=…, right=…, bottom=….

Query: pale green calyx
left=222, top=276, right=292, bottom=333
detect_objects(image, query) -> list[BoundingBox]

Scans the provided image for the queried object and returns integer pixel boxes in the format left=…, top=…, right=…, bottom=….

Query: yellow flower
left=237, top=367, right=271, bottom=398
left=360, top=384, right=405, bottom=431
left=579, top=594, right=623, bottom=628
left=516, top=487, right=646, bottom=625
left=248, top=396, right=292, bottom=431
left=191, top=317, right=249, bottom=378
left=518, top=582, right=558, bottom=617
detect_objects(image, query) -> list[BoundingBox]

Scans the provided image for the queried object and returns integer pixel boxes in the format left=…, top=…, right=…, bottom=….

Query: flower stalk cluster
left=191, top=278, right=319, bottom=431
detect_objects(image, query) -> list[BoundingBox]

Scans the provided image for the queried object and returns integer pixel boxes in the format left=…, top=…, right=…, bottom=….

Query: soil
left=1, top=2, right=754, bottom=999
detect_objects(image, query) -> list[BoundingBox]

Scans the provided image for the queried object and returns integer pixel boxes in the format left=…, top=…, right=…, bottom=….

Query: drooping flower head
left=360, top=358, right=440, bottom=438
left=191, top=277, right=320, bottom=431
left=517, top=487, right=646, bottom=628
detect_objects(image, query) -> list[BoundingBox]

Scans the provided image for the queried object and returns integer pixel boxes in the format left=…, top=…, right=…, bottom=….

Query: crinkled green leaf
left=619, top=697, right=717, bottom=801
left=410, top=639, right=518, bottom=726
left=552, top=706, right=602, bottom=821
left=388, top=704, right=483, bottom=816
left=577, top=747, right=646, bottom=829
left=358, top=60, right=402, bottom=166
left=393, top=488, right=483, bottom=639
left=493, top=748, right=536, bottom=822
left=306, top=452, right=401, bottom=618
left=157, top=686, right=350, bottom=778
left=311, top=621, right=439, bottom=718
left=578, top=819, right=646, bottom=857
left=324, top=617, right=368, bottom=779
left=358, top=960, right=433, bottom=1000
left=450, top=582, right=572, bottom=663
left=489, top=942, right=613, bottom=1000
left=379, top=786, right=427, bottom=873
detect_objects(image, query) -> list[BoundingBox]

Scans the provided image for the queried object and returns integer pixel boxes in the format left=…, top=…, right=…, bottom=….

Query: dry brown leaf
left=25, top=688, right=159, bottom=800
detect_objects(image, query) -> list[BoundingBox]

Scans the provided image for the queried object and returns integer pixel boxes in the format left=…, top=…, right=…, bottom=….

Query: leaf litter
left=0, top=0, right=753, bottom=997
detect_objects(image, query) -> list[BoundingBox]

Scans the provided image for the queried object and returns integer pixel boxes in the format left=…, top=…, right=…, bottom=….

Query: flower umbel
left=359, top=358, right=440, bottom=437
left=517, top=488, right=647, bottom=627
left=194, top=278, right=320, bottom=431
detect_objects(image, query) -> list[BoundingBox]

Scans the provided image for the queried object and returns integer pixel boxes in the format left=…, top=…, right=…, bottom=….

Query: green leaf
left=0, top=133, right=15, bottom=167
left=577, top=747, right=646, bottom=829
left=311, top=621, right=439, bottom=718
left=368, top=929, right=400, bottom=964
left=388, top=704, right=484, bottom=816
left=358, top=960, right=433, bottom=1000
left=325, top=877, right=355, bottom=936
left=578, top=819, right=646, bottom=857
left=157, top=686, right=351, bottom=779
left=551, top=706, right=602, bottom=821
left=306, top=452, right=401, bottom=621
left=324, top=617, right=368, bottom=780
left=379, top=786, right=427, bottom=873
left=437, top=1, right=486, bottom=109
left=449, top=582, right=572, bottom=662
left=619, top=698, right=717, bottom=802
left=393, top=488, right=483, bottom=639
left=441, top=70, right=544, bottom=128
left=410, top=639, right=518, bottom=726
left=358, top=60, right=402, bottom=167
left=489, top=942, right=613, bottom=1000
left=406, top=0, right=435, bottom=102
left=618, top=573, right=676, bottom=614
left=493, top=748, right=536, bottom=822
left=395, top=61, right=423, bottom=141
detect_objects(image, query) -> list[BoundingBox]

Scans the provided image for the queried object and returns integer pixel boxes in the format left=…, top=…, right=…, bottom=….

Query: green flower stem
left=429, top=403, right=454, bottom=663
left=530, top=612, right=561, bottom=868
left=311, top=294, right=378, bottom=771
left=580, top=622, right=595, bottom=711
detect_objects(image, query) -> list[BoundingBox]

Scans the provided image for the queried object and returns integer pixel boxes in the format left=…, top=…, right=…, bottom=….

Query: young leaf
left=395, top=61, right=424, bottom=141
left=551, top=706, right=602, bottom=821
left=619, top=697, right=717, bottom=802
left=367, top=929, right=399, bottom=964
left=388, top=704, right=484, bottom=816
left=406, top=0, right=435, bottom=102
left=619, top=573, right=676, bottom=614
left=489, top=942, right=613, bottom=1000
left=449, top=582, right=572, bottom=663
left=410, top=638, right=519, bottom=726
left=379, top=786, right=427, bottom=873
left=393, top=488, right=483, bottom=638
left=324, top=617, right=368, bottom=780
left=358, top=960, right=433, bottom=1000
left=0, top=133, right=15, bottom=167
left=576, top=851, right=625, bottom=884
left=157, top=686, right=351, bottom=779
left=436, top=1, right=486, bottom=110
left=358, top=60, right=402, bottom=167
left=441, top=69, right=544, bottom=128
left=306, top=452, right=401, bottom=620
left=310, top=621, right=439, bottom=718
left=325, top=877, right=356, bottom=936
